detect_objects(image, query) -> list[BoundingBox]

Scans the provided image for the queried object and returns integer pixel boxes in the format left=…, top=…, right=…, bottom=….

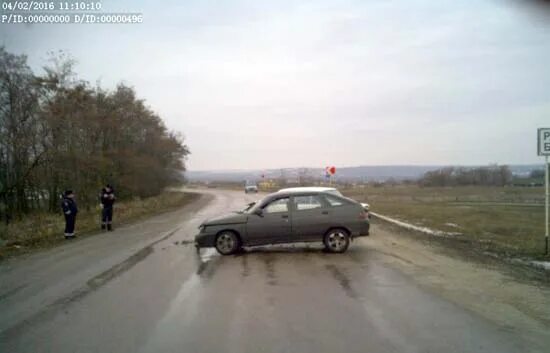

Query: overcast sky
left=3, top=0, right=550, bottom=170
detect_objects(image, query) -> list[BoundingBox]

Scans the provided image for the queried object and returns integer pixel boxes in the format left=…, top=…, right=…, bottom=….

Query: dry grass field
left=341, top=185, right=547, bottom=259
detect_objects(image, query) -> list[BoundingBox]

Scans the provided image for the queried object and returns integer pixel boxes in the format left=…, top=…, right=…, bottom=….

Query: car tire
left=215, top=231, right=240, bottom=255
left=323, top=228, right=350, bottom=253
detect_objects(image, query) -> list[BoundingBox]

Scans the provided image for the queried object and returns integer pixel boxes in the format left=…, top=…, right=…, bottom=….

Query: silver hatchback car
left=195, top=189, right=370, bottom=255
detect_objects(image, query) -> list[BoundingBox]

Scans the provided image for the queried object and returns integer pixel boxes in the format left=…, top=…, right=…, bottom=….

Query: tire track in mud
left=325, top=264, right=358, bottom=299
left=0, top=284, right=27, bottom=302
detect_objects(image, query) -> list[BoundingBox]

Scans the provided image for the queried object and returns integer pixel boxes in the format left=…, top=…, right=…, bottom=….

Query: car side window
left=324, top=195, right=344, bottom=207
left=294, top=195, right=323, bottom=211
left=264, top=198, right=289, bottom=214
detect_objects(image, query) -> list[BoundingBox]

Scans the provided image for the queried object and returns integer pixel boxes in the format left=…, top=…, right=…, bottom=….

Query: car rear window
left=323, top=195, right=346, bottom=207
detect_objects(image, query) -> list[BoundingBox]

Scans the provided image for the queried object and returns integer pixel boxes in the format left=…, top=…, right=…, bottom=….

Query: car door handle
left=321, top=211, right=329, bottom=215
left=281, top=215, right=289, bottom=219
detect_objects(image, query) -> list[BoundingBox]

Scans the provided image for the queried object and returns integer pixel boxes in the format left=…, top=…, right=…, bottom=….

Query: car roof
left=254, top=187, right=355, bottom=209
left=276, top=187, right=337, bottom=194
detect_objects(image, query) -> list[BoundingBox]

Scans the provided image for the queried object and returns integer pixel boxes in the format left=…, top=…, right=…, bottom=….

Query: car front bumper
left=194, top=231, right=217, bottom=248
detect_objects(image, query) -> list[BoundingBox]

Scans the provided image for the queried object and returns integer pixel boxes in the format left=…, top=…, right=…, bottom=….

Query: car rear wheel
left=323, top=229, right=350, bottom=253
left=215, top=231, right=240, bottom=255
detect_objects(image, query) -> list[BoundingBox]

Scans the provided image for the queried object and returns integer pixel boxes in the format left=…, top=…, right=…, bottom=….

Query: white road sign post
left=538, top=128, right=550, bottom=255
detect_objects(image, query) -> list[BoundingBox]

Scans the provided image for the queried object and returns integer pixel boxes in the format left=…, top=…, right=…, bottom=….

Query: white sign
left=538, top=128, right=550, bottom=156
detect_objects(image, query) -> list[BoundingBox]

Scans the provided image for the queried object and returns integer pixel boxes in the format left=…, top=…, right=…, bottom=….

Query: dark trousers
left=102, top=207, right=113, bottom=224
left=64, top=214, right=76, bottom=235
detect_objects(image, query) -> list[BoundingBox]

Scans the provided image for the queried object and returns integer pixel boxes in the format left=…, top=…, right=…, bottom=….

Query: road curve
left=0, top=188, right=544, bottom=352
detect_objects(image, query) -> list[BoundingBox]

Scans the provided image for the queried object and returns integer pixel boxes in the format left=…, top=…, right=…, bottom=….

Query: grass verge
left=0, top=191, right=200, bottom=260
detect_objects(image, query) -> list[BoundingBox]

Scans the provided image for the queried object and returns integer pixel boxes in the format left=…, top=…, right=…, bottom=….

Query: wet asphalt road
left=0, top=189, right=535, bottom=352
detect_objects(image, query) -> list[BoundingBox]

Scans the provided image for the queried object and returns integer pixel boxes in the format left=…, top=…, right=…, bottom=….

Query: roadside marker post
left=537, top=128, right=550, bottom=255
left=546, top=154, right=549, bottom=255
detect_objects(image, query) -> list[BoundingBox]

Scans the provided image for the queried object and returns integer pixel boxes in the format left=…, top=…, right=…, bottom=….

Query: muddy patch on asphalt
left=346, top=247, right=373, bottom=268
left=173, top=240, right=194, bottom=246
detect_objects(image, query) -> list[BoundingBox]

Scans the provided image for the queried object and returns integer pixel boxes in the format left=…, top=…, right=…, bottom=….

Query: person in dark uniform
left=100, top=184, right=116, bottom=231
left=61, top=190, right=78, bottom=239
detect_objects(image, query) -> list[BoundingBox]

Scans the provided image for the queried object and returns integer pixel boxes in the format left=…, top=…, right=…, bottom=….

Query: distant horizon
left=188, top=162, right=545, bottom=173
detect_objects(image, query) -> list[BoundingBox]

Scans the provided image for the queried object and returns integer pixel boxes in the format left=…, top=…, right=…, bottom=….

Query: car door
left=290, top=194, right=330, bottom=241
left=246, top=197, right=291, bottom=245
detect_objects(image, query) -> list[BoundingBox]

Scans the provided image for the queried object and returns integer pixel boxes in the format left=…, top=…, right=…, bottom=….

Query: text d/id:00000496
left=1, top=13, right=143, bottom=24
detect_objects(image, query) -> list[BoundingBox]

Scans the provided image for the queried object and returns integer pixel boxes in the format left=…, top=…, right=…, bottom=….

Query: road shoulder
left=360, top=220, right=550, bottom=350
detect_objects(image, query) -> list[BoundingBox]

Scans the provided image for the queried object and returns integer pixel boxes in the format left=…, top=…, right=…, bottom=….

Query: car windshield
left=240, top=201, right=257, bottom=213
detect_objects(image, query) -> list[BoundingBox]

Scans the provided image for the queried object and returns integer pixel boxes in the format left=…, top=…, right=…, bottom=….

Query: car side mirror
left=254, top=209, right=264, bottom=217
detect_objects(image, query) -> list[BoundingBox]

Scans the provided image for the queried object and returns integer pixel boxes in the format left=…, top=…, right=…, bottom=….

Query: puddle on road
left=262, top=255, right=278, bottom=286
left=240, top=255, right=250, bottom=278
left=138, top=272, right=202, bottom=353
left=199, top=248, right=218, bottom=264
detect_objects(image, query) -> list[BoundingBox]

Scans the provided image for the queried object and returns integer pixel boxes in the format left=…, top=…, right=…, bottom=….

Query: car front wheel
left=323, top=229, right=350, bottom=253
left=215, top=231, right=240, bottom=255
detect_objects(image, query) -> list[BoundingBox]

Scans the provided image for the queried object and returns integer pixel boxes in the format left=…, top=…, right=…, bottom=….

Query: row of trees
left=0, top=47, right=189, bottom=222
left=419, top=165, right=512, bottom=187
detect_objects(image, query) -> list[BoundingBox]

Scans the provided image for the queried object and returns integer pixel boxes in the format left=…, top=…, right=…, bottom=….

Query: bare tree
left=0, top=47, right=191, bottom=221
